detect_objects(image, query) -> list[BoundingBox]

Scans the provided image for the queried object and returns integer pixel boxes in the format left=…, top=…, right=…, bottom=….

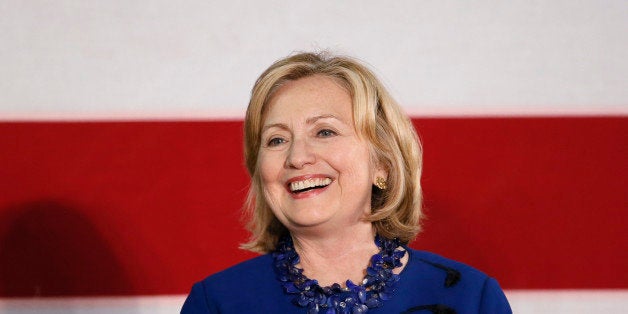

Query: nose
left=285, top=137, right=316, bottom=169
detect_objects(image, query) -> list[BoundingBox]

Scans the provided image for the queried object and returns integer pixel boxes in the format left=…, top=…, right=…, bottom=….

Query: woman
left=182, top=52, right=512, bottom=314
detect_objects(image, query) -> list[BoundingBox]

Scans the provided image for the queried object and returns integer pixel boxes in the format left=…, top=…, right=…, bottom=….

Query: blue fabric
left=181, top=248, right=512, bottom=313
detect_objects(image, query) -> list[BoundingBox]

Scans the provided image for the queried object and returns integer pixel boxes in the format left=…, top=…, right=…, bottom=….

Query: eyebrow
left=306, top=114, right=340, bottom=125
left=261, top=114, right=342, bottom=134
left=261, top=123, right=289, bottom=134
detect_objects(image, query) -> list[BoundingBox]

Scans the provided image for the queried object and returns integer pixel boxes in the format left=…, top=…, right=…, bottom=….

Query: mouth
left=287, top=177, right=333, bottom=194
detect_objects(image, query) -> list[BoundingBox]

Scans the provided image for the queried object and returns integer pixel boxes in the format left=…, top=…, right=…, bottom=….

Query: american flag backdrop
left=1, top=2, right=626, bottom=313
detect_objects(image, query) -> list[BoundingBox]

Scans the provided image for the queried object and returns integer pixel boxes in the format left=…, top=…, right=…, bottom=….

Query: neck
left=290, top=222, right=378, bottom=286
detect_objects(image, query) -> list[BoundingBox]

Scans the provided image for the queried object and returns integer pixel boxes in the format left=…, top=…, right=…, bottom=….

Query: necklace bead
left=273, top=235, right=406, bottom=313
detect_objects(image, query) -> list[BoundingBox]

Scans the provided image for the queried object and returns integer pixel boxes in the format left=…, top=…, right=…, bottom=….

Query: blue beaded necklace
left=273, top=235, right=406, bottom=314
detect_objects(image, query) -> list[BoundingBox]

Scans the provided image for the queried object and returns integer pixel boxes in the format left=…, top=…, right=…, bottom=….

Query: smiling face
left=258, top=75, right=385, bottom=234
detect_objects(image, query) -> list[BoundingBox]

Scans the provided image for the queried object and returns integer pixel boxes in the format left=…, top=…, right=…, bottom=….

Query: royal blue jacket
left=182, top=248, right=512, bottom=313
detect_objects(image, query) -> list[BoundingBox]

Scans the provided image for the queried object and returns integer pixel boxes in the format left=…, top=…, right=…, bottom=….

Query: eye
left=266, top=137, right=286, bottom=147
left=317, top=129, right=337, bottom=137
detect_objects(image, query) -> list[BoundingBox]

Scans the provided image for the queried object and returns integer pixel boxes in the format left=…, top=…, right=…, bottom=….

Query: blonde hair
left=241, top=52, right=423, bottom=253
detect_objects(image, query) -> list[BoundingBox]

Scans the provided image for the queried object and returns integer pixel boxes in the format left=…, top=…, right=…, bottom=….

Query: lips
left=286, top=175, right=333, bottom=194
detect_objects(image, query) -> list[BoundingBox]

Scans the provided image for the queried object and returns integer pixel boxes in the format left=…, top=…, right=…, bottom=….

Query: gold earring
left=375, top=177, right=387, bottom=190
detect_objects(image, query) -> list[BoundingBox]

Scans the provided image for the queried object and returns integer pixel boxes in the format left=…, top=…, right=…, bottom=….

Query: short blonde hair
left=241, top=52, right=423, bottom=253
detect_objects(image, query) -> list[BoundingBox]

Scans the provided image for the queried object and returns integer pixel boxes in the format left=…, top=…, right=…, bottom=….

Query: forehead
left=263, top=75, right=353, bottom=124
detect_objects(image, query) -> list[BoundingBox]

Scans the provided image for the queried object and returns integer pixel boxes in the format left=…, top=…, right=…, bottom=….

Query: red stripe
left=0, top=117, right=626, bottom=296
left=415, top=117, right=627, bottom=289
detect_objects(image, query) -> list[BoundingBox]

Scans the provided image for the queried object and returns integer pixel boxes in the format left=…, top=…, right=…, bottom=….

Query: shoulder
left=389, top=248, right=512, bottom=314
left=195, top=254, right=276, bottom=297
left=407, top=249, right=489, bottom=286
left=181, top=254, right=295, bottom=314
left=203, top=254, right=275, bottom=284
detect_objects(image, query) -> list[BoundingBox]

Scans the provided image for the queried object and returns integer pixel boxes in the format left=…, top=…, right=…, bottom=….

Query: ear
left=374, top=166, right=387, bottom=181
left=373, top=161, right=389, bottom=189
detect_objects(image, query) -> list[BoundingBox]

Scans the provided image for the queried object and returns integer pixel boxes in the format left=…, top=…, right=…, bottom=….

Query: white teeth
left=289, top=178, right=332, bottom=192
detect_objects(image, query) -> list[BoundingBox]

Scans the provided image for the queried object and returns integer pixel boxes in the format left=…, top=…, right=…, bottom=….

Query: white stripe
left=0, top=295, right=185, bottom=314
left=1, top=290, right=627, bottom=313
left=1, top=105, right=626, bottom=122
left=1, top=1, right=627, bottom=120
left=507, top=290, right=628, bottom=313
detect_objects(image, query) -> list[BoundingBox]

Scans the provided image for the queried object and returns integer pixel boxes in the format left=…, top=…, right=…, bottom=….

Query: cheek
left=330, top=143, right=373, bottom=181
left=332, top=150, right=374, bottom=214
left=258, top=160, right=281, bottom=213
left=258, top=153, right=286, bottom=203
left=258, top=153, right=279, bottom=182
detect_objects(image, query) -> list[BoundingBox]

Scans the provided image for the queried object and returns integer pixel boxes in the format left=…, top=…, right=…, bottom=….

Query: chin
left=285, top=213, right=333, bottom=229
